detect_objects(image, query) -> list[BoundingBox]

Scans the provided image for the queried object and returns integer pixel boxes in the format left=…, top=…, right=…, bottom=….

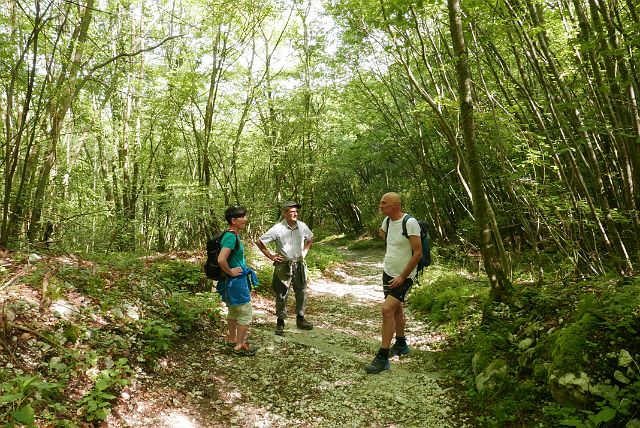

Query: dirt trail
left=107, top=248, right=477, bottom=428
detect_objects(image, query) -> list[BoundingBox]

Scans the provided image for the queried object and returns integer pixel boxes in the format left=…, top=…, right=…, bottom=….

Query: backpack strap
left=386, top=214, right=413, bottom=241
left=401, top=214, right=411, bottom=239
left=384, top=217, right=390, bottom=244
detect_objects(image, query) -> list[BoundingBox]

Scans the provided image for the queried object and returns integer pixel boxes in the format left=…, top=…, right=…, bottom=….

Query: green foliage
left=543, top=382, right=639, bottom=427
left=89, top=252, right=145, bottom=273
left=140, top=319, right=178, bottom=357
left=473, top=329, right=510, bottom=372
left=591, top=280, right=640, bottom=344
left=548, top=314, right=597, bottom=376
left=539, top=279, right=640, bottom=426
left=251, top=241, right=345, bottom=291
left=408, top=270, right=489, bottom=326
left=61, top=320, right=83, bottom=343
left=254, top=267, right=273, bottom=293
left=447, top=272, right=640, bottom=426
left=305, top=243, right=343, bottom=274
left=164, top=291, right=221, bottom=332
left=76, top=358, right=132, bottom=422
left=56, top=264, right=104, bottom=297
left=19, top=267, right=45, bottom=288
left=153, top=260, right=204, bottom=292
left=347, top=238, right=385, bottom=251
left=0, top=374, right=62, bottom=427
left=0, top=250, right=226, bottom=425
left=314, top=233, right=384, bottom=251
left=43, top=276, right=68, bottom=301
left=315, top=233, right=351, bottom=246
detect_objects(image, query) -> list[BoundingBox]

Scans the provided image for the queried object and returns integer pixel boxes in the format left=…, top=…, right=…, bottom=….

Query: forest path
left=107, top=247, right=477, bottom=428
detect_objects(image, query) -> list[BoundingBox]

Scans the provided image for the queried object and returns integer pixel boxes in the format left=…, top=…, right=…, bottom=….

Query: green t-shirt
left=220, top=231, right=247, bottom=270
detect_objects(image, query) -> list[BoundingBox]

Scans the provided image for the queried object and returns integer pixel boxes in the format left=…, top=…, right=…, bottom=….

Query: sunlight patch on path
left=163, top=412, right=197, bottom=428
left=309, top=277, right=381, bottom=302
left=310, top=251, right=384, bottom=302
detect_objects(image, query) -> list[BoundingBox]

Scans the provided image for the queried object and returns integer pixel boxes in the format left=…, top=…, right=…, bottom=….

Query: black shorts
left=382, top=272, right=413, bottom=302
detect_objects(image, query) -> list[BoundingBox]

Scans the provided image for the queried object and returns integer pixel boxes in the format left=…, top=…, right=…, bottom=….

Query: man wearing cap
left=256, top=201, right=314, bottom=335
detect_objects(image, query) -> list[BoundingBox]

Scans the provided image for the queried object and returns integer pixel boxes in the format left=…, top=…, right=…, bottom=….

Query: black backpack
left=385, top=214, right=432, bottom=274
left=204, top=230, right=240, bottom=280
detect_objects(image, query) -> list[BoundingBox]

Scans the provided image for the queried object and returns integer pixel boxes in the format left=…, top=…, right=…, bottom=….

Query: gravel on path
left=107, top=248, right=477, bottom=428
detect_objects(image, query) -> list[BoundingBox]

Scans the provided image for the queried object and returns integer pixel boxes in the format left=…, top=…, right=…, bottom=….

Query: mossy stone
left=548, top=314, right=597, bottom=376
left=533, top=360, right=548, bottom=381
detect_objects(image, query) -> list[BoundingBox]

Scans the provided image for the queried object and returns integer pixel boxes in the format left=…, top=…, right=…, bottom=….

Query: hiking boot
left=365, top=355, right=390, bottom=374
left=296, top=316, right=313, bottom=330
left=233, top=343, right=258, bottom=356
left=225, top=340, right=236, bottom=348
left=390, top=342, right=410, bottom=357
left=275, top=319, right=285, bottom=336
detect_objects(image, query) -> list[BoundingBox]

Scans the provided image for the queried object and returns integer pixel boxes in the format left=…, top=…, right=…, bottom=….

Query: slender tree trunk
left=298, top=1, right=316, bottom=228
left=202, top=27, right=223, bottom=188
left=1, top=1, right=42, bottom=247
left=447, top=0, right=512, bottom=300
left=27, top=0, right=95, bottom=243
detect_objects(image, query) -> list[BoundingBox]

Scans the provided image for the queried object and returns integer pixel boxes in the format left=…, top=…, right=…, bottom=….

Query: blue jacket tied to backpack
left=216, top=267, right=259, bottom=307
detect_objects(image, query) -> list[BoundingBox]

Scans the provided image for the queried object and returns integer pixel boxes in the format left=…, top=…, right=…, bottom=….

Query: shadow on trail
left=107, top=247, right=477, bottom=428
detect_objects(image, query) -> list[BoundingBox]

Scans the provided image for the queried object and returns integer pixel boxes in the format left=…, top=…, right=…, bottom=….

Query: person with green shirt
left=217, top=205, right=259, bottom=357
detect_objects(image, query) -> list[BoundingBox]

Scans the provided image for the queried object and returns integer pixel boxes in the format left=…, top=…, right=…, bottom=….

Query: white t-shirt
left=259, top=220, right=313, bottom=261
left=381, top=215, right=421, bottom=279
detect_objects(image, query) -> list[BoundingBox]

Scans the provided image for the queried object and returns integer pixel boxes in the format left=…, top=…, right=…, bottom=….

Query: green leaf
left=95, top=408, right=109, bottom=420
left=34, top=381, right=62, bottom=391
left=0, top=393, right=23, bottom=403
left=560, top=419, right=585, bottom=427
left=11, top=404, right=35, bottom=425
left=591, top=407, right=616, bottom=424
left=95, top=377, right=110, bottom=391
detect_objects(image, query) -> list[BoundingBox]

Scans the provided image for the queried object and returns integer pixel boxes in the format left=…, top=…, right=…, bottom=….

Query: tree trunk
left=1, top=1, right=42, bottom=248
left=27, top=0, right=95, bottom=243
left=447, top=0, right=512, bottom=301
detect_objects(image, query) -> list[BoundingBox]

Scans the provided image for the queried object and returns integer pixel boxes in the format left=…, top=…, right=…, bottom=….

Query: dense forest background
left=3, top=0, right=638, bottom=278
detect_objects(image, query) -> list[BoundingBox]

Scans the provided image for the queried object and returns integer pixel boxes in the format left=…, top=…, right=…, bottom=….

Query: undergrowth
left=4, top=241, right=639, bottom=427
left=305, top=243, right=343, bottom=274
left=0, top=252, right=222, bottom=426
left=408, top=255, right=640, bottom=428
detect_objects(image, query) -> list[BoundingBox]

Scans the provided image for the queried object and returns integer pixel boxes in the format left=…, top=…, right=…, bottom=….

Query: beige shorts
left=227, top=302, right=253, bottom=325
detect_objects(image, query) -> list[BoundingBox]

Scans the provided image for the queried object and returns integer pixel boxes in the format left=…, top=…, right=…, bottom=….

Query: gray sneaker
left=390, top=342, right=410, bottom=356
left=365, top=355, right=390, bottom=374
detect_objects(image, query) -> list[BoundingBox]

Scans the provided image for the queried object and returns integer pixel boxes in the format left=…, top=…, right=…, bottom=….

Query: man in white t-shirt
left=365, top=192, right=422, bottom=374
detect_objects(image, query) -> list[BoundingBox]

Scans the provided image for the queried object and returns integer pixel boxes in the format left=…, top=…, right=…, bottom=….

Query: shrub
left=254, top=268, right=273, bottom=293
left=76, top=358, right=132, bottom=422
left=347, top=238, right=385, bottom=251
left=305, top=244, right=343, bottom=274
left=165, top=291, right=221, bottom=332
left=153, top=261, right=203, bottom=292
left=0, top=374, right=62, bottom=427
left=408, top=270, right=489, bottom=326
left=140, top=319, right=177, bottom=357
